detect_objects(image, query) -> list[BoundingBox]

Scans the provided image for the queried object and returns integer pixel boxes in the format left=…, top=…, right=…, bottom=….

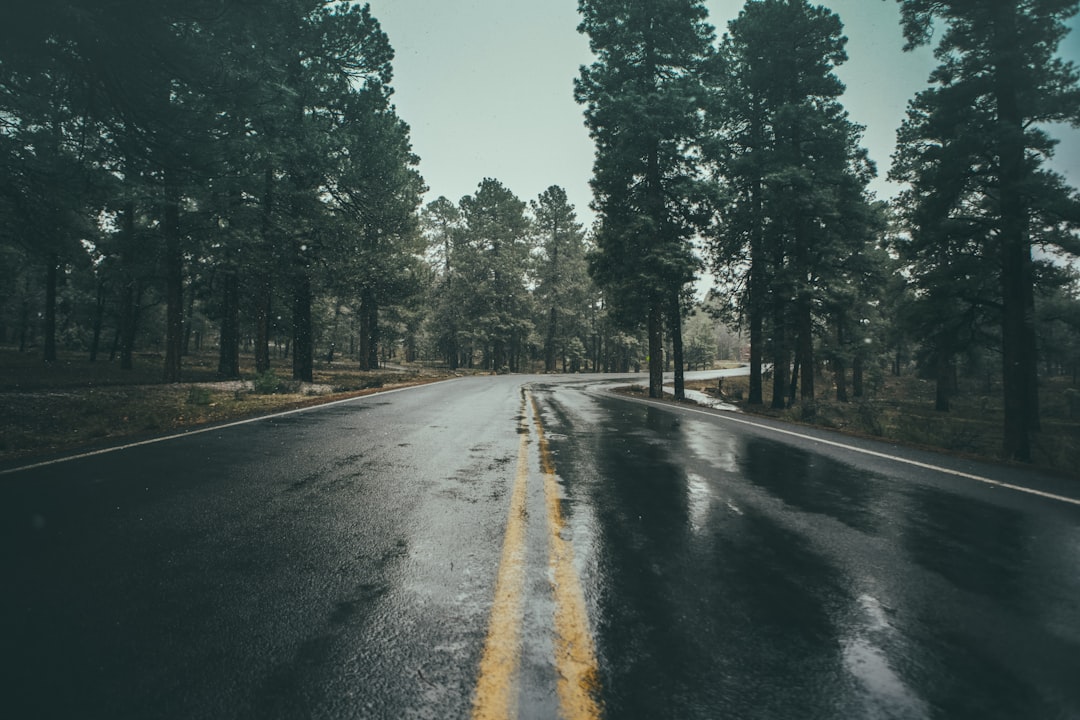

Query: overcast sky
left=366, top=0, right=1080, bottom=227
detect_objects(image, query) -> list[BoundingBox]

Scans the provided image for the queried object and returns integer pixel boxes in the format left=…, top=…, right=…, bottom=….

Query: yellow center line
left=471, top=392, right=603, bottom=720
left=471, top=399, right=531, bottom=720
left=531, top=393, right=603, bottom=720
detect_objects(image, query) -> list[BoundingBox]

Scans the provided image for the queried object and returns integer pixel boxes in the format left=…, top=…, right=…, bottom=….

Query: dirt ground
left=0, top=348, right=454, bottom=464
left=3, top=349, right=1077, bottom=478
left=623, top=372, right=1080, bottom=479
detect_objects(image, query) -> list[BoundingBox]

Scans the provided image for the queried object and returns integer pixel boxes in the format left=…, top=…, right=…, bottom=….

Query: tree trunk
left=747, top=97, right=766, bottom=405
left=670, top=290, right=684, bottom=401
left=162, top=180, right=184, bottom=383
left=291, top=264, right=313, bottom=383
left=367, top=302, right=380, bottom=371
left=648, top=302, right=663, bottom=398
left=43, top=255, right=58, bottom=363
left=1001, top=241, right=1037, bottom=459
left=788, top=355, right=800, bottom=407
left=644, top=126, right=667, bottom=399
left=89, top=280, right=106, bottom=362
left=748, top=304, right=763, bottom=405
left=217, top=270, right=240, bottom=379
left=994, top=0, right=1038, bottom=461
left=510, top=332, right=519, bottom=373
left=853, top=355, right=864, bottom=398
left=796, top=296, right=814, bottom=402
left=935, top=351, right=952, bottom=412
left=771, top=299, right=788, bottom=410
left=545, top=306, right=558, bottom=373
left=255, top=273, right=271, bottom=374
left=448, top=334, right=459, bottom=370
left=255, top=167, right=275, bottom=374
left=1021, top=245, right=1040, bottom=433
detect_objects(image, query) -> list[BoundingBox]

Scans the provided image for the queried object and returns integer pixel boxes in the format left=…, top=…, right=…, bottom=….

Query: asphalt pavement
left=3, top=374, right=1078, bottom=719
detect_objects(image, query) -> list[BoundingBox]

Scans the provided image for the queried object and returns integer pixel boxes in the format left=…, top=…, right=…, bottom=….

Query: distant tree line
left=422, top=182, right=594, bottom=374
left=419, top=180, right=707, bottom=375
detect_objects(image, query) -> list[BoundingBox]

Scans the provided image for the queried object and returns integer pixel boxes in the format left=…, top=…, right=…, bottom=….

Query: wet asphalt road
left=2, top=374, right=1079, bottom=719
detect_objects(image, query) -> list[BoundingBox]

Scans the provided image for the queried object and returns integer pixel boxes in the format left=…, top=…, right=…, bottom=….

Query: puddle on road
left=840, top=594, right=929, bottom=719
left=683, top=421, right=740, bottom=473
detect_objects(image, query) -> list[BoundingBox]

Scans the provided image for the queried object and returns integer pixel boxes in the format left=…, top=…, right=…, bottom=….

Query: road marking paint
left=0, top=378, right=460, bottom=477
left=530, top=393, right=603, bottom=720
left=620, top=394, right=1080, bottom=508
left=471, top=400, right=531, bottom=720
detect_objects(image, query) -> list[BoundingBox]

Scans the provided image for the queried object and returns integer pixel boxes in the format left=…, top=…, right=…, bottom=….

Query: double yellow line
left=471, top=391, right=602, bottom=720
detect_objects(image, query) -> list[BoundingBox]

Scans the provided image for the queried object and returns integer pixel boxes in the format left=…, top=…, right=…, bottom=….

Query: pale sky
left=366, top=0, right=1080, bottom=227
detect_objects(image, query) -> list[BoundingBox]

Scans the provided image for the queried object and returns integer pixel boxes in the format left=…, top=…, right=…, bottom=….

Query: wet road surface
left=2, top=375, right=1079, bottom=719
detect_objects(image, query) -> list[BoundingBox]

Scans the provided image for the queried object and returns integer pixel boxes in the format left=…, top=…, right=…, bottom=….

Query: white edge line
left=613, top=392, right=1080, bottom=508
left=1, top=377, right=460, bottom=477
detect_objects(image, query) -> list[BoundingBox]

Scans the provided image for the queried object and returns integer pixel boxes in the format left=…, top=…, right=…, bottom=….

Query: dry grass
left=4, top=348, right=1076, bottom=478
left=683, top=372, right=1080, bottom=479
left=0, top=348, right=453, bottom=464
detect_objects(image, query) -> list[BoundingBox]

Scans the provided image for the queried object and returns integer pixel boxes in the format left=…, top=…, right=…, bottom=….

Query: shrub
left=856, top=402, right=884, bottom=436
left=186, top=386, right=212, bottom=406
left=252, top=370, right=284, bottom=395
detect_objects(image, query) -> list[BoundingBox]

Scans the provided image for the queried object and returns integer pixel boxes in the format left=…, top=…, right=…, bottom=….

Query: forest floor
left=631, top=372, right=1080, bottom=480
left=0, top=348, right=459, bottom=465
left=3, top=348, right=1077, bottom=479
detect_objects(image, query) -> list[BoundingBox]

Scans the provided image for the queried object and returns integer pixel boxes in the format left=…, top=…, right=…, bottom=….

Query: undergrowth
left=686, top=372, right=1078, bottom=478
left=0, top=348, right=447, bottom=463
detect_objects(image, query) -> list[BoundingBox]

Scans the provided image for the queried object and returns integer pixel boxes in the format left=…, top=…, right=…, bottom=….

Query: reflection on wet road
left=530, top=381, right=1080, bottom=719
left=2, top=375, right=1078, bottom=719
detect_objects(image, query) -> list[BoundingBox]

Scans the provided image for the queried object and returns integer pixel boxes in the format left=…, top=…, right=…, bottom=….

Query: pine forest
left=2, top=0, right=1079, bottom=468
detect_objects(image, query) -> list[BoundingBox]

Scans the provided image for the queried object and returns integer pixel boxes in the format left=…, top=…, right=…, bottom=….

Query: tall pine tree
left=576, top=0, right=715, bottom=398
left=890, top=0, right=1080, bottom=460
left=457, top=179, right=534, bottom=372
left=532, top=186, right=590, bottom=373
left=708, top=0, right=877, bottom=409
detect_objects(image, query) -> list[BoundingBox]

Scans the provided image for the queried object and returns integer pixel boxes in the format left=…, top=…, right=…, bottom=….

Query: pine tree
left=422, top=197, right=466, bottom=368
left=323, top=88, right=425, bottom=371
left=456, top=179, right=534, bottom=372
left=532, top=186, right=590, bottom=373
left=890, top=0, right=1080, bottom=460
left=0, top=0, right=419, bottom=382
left=576, top=0, right=715, bottom=399
left=708, top=0, right=877, bottom=409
